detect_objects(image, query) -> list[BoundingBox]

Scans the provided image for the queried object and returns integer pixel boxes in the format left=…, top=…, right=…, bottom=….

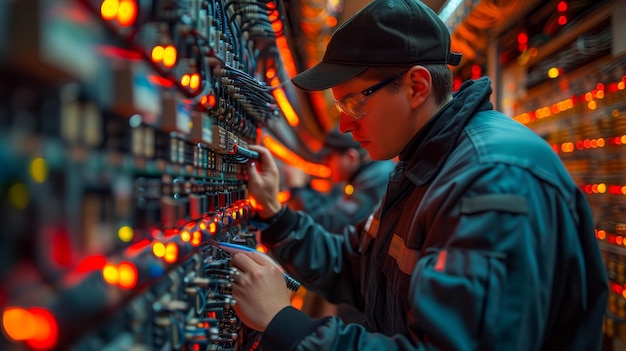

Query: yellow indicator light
left=162, top=46, right=177, bottom=68
left=100, top=0, right=118, bottom=20
left=151, top=46, right=164, bottom=62
left=30, top=157, right=47, bottom=183
left=102, top=263, right=119, bottom=285
left=548, top=67, right=559, bottom=79
left=190, top=74, right=200, bottom=90
left=180, top=74, right=190, bottom=87
left=180, top=230, right=191, bottom=242
left=117, top=0, right=137, bottom=27
left=117, top=225, right=134, bottom=242
left=344, top=184, right=354, bottom=195
left=152, top=242, right=166, bottom=257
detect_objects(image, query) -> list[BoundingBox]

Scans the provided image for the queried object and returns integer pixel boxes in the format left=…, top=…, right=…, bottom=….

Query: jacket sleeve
left=260, top=206, right=372, bottom=307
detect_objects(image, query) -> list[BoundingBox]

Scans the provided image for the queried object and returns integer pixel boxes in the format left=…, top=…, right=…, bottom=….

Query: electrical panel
left=0, top=0, right=292, bottom=350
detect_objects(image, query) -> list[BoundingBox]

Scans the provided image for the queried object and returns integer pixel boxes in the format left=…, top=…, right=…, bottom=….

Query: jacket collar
left=399, top=76, right=494, bottom=186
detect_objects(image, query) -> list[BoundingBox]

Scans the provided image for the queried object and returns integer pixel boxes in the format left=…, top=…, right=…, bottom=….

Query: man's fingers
left=241, top=250, right=279, bottom=267
left=229, top=252, right=257, bottom=273
left=231, top=251, right=278, bottom=271
left=248, top=145, right=278, bottom=174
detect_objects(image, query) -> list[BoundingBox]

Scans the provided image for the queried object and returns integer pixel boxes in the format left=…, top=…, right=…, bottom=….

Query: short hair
left=359, top=64, right=453, bottom=106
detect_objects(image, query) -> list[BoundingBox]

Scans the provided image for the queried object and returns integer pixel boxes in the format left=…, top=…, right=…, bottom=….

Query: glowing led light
left=102, top=263, right=119, bottom=285
left=117, top=225, right=134, bottom=242
left=588, top=101, right=597, bottom=110
left=191, top=231, right=202, bottom=247
left=596, top=90, right=604, bottom=99
left=151, top=46, right=164, bottom=62
left=344, top=184, right=354, bottom=195
left=162, top=46, right=177, bottom=68
left=164, top=242, right=178, bottom=263
left=152, top=242, right=166, bottom=257
left=268, top=10, right=279, bottom=22
left=100, top=0, right=119, bottom=20
left=597, top=183, right=606, bottom=193
left=117, top=261, right=138, bottom=289
left=30, top=158, right=47, bottom=183
left=597, top=230, right=606, bottom=240
left=209, top=222, right=217, bottom=234
left=3, top=307, right=35, bottom=341
left=24, top=308, right=58, bottom=350
left=116, top=0, right=137, bottom=27
left=266, top=68, right=276, bottom=80
left=597, top=138, right=605, bottom=147
left=180, top=230, right=191, bottom=242
left=180, top=74, right=190, bottom=87
left=190, top=74, right=201, bottom=90
left=548, top=67, right=560, bottom=79
left=207, top=94, right=217, bottom=108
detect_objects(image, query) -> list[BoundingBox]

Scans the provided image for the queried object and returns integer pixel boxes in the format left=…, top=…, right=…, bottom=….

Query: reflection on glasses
left=334, top=73, right=403, bottom=119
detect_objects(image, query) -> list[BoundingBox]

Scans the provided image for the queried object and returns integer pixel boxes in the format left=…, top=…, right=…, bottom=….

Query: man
left=230, top=0, right=609, bottom=349
left=284, top=128, right=395, bottom=234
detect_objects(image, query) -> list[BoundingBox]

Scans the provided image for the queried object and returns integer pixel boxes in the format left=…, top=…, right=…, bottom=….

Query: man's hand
left=229, top=251, right=292, bottom=332
left=247, top=145, right=282, bottom=218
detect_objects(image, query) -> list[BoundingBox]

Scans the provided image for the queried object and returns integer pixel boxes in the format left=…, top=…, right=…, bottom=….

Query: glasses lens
left=335, top=94, right=366, bottom=119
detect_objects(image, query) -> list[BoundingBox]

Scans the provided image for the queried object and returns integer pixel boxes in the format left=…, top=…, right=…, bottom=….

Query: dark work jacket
left=288, top=160, right=395, bottom=233
left=259, top=77, right=608, bottom=351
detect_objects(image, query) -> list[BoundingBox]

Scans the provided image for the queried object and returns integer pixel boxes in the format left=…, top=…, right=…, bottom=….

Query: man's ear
left=407, top=66, right=432, bottom=109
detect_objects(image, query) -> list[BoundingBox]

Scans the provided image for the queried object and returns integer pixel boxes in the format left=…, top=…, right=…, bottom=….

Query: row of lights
left=514, top=77, right=626, bottom=124
left=553, top=132, right=626, bottom=154
left=2, top=199, right=252, bottom=350
left=101, top=1, right=220, bottom=112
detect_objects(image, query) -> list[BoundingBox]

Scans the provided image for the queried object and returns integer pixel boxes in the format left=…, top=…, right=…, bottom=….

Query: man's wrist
left=258, top=202, right=285, bottom=221
left=257, top=205, right=286, bottom=224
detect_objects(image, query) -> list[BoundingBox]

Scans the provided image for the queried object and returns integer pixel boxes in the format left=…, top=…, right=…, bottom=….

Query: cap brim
left=291, top=62, right=368, bottom=91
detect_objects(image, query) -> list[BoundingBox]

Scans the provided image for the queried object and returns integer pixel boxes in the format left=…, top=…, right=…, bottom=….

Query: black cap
left=317, top=128, right=361, bottom=158
left=291, top=0, right=462, bottom=91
